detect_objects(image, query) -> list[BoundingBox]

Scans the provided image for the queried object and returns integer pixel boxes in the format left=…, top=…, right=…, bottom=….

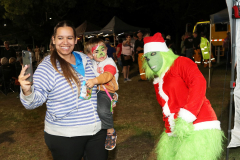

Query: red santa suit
left=153, top=56, right=221, bottom=136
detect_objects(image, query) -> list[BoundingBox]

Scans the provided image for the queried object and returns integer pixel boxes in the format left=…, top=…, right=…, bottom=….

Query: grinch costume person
left=143, top=33, right=224, bottom=160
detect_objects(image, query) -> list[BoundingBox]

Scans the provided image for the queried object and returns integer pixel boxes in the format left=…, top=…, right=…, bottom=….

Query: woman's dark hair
left=125, top=34, right=131, bottom=38
left=50, top=20, right=80, bottom=91
left=118, top=38, right=123, bottom=43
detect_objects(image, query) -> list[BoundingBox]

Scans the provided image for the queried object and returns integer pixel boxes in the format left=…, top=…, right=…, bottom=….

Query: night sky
left=66, top=0, right=227, bottom=40
left=0, top=0, right=228, bottom=46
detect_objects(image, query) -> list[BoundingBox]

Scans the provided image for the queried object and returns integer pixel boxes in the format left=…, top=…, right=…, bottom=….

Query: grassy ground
left=0, top=60, right=239, bottom=160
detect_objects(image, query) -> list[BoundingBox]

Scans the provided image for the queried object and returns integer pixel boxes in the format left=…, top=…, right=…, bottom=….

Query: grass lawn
left=0, top=60, right=239, bottom=160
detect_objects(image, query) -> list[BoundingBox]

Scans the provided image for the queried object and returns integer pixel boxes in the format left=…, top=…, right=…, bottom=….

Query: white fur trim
left=168, top=113, right=175, bottom=132
left=194, top=120, right=221, bottom=131
left=155, top=72, right=171, bottom=117
left=178, top=108, right=197, bottom=123
left=153, top=77, right=161, bottom=84
left=167, top=132, right=173, bottom=136
left=144, top=42, right=169, bottom=54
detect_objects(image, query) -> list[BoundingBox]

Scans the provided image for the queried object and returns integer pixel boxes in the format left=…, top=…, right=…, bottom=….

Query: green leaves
left=0, top=0, right=77, bottom=44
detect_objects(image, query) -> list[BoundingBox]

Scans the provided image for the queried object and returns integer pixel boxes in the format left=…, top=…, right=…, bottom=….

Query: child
left=85, top=38, right=119, bottom=150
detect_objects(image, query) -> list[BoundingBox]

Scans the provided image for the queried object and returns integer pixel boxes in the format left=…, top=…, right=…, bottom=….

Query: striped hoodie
left=20, top=52, right=101, bottom=137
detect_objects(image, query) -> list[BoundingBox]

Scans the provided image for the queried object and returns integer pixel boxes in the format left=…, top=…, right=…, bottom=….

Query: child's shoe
left=105, top=130, right=117, bottom=150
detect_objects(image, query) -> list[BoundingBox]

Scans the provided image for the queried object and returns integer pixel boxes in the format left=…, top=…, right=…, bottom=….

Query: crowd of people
left=180, top=31, right=217, bottom=67
left=0, top=41, right=21, bottom=91
left=0, top=41, right=49, bottom=96
left=0, top=19, right=227, bottom=160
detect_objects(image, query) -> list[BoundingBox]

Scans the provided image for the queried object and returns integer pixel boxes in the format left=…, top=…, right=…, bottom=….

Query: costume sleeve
left=177, top=58, right=206, bottom=123
left=96, top=65, right=116, bottom=84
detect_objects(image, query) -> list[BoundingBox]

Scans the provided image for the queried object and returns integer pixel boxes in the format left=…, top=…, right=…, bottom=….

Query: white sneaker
left=126, top=78, right=132, bottom=81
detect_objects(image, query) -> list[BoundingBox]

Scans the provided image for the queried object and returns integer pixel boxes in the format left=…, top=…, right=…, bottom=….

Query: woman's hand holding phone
left=18, top=65, right=32, bottom=96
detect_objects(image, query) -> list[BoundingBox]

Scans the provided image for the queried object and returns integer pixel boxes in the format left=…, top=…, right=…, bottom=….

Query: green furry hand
left=173, top=117, right=194, bottom=139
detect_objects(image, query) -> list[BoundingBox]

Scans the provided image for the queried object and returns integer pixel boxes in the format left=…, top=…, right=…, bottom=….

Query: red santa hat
left=143, top=32, right=169, bottom=54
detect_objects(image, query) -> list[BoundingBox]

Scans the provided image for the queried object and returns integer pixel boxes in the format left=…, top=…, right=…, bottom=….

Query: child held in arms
left=85, top=38, right=119, bottom=150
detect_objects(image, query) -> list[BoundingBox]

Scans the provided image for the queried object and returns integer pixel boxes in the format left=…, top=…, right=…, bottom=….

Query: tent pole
left=208, top=22, right=212, bottom=88
left=226, top=17, right=236, bottom=160
left=113, top=33, right=116, bottom=47
left=83, top=35, right=85, bottom=45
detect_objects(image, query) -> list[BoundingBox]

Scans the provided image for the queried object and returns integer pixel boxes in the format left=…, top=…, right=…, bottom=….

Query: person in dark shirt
left=184, top=32, right=194, bottom=61
left=193, top=32, right=201, bottom=65
left=105, top=38, right=116, bottom=61
left=134, top=30, right=147, bottom=80
left=0, top=41, right=16, bottom=59
left=134, top=31, right=144, bottom=55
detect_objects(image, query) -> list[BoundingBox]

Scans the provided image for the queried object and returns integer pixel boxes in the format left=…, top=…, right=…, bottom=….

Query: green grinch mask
left=144, top=51, right=163, bottom=73
left=92, top=45, right=106, bottom=59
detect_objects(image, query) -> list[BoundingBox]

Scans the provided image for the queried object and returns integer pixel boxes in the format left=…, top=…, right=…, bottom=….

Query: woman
left=19, top=20, right=108, bottom=160
left=121, top=34, right=134, bottom=83
left=116, top=38, right=123, bottom=71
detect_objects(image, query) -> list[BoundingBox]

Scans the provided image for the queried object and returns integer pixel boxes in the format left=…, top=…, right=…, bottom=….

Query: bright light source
left=49, top=18, right=52, bottom=20
left=4, top=24, right=6, bottom=26
left=118, top=32, right=124, bottom=36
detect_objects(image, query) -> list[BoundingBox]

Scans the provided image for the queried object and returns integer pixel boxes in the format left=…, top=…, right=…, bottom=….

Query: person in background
left=165, top=35, right=177, bottom=54
left=193, top=32, right=201, bottom=65
left=19, top=20, right=109, bottom=160
left=9, top=57, right=16, bottom=64
left=40, top=44, right=45, bottom=59
left=0, top=57, right=9, bottom=81
left=132, top=33, right=139, bottom=65
left=165, top=35, right=172, bottom=46
left=122, top=34, right=134, bottom=82
left=0, top=57, right=8, bottom=65
left=9, top=57, right=17, bottom=81
left=133, top=33, right=138, bottom=41
left=105, top=38, right=117, bottom=61
left=134, top=30, right=147, bottom=81
left=34, top=45, right=41, bottom=63
left=200, top=33, right=212, bottom=67
left=184, top=32, right=194, bottom=61
left=180, top=35, right=186, bottom=56
left=0, top=41, right=16, bottom=59
left=223, top=32, right=231, bottom=66
left=116, top=38, right=123, bottom=71
left=27, top=47, right=35, bottom=63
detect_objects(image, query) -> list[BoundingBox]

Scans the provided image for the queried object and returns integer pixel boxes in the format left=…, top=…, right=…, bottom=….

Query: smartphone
left=22, top=50, right=33, bottom=83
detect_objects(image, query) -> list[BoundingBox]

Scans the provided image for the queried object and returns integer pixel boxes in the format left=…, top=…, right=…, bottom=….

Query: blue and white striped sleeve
left=20, top=60, right=55, bottom=110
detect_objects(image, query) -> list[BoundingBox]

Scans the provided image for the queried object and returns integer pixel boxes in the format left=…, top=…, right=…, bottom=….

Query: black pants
left=97, top=91, right=114, bottom=129
left=44, top=130, right=108, bottom=160
left=186, top=48, right=194, bottom=62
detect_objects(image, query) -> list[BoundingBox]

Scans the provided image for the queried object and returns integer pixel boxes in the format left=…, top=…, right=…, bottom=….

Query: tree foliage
left=0, top=0, right=77, bottom=45
left=0, top=0, right=227, bottom=47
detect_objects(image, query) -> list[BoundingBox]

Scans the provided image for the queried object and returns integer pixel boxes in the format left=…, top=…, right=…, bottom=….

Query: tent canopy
left=210, top=8, right=229, bottom=24
left=84, top=16, right=150, bottom=35
left=75, top=21, right=101, bottom=37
